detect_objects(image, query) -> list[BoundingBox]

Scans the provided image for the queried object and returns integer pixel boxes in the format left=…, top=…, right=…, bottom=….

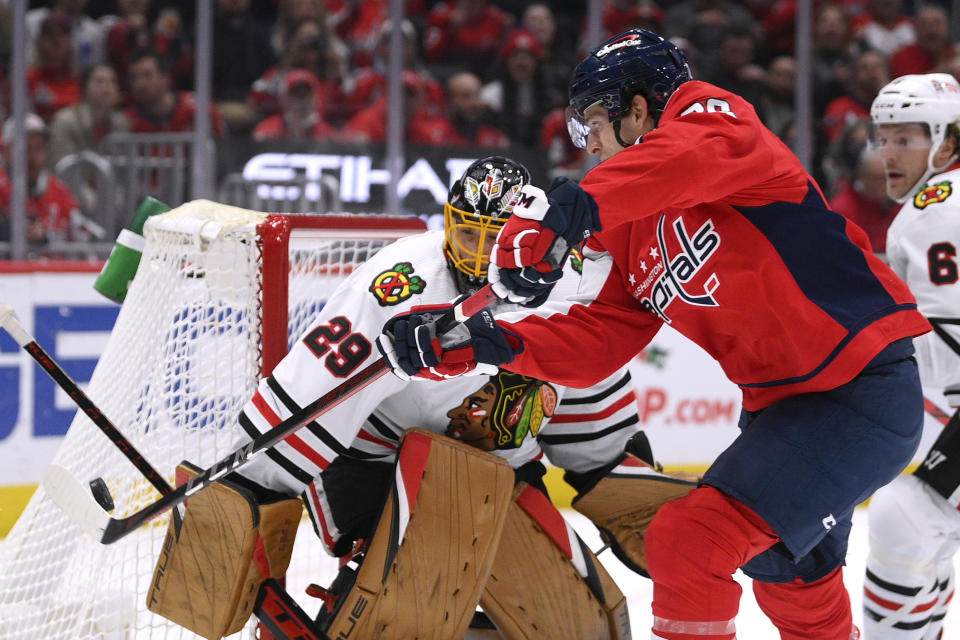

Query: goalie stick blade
left=42, top=464, right=111, bottom=540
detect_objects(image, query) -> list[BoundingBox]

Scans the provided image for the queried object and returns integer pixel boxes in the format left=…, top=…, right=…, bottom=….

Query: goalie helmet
left=567, top=28, right=691, bottom=148
left=870, top=73, right=960, bottom=202
left=444, top=156, right=531, bottom=294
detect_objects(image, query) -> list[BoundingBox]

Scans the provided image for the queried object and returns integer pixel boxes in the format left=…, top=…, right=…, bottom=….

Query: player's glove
left=376, top=303, right=524, bottom=381
left=489, top=177, right=601, bottom=307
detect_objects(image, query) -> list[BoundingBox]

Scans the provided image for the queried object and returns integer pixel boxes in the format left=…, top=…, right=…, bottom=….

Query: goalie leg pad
left=147, top=461, right=303, bottom=640
left=321, top=428, right=515, bottom=640
left=573, top=454, right=697, bottom=577
left=480, top=483, right=631, bottom=640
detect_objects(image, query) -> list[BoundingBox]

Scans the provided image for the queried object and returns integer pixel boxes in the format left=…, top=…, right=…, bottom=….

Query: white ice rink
left=284, top=506, right=960, bottom=639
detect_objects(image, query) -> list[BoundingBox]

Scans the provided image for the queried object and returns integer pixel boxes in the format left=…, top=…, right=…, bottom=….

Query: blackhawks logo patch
left=369, top=262, right=426, bottom=306
left=569, top=246, right=584, bottom=274
left=915, top=181, right=952, bottom=209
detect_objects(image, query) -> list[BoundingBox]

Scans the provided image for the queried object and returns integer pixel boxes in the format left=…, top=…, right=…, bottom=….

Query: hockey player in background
left=377, top=29, right=932, bottom=640
left=862, top=73, right=960, bottom=639
left=147, top=155, right=693, bottom=640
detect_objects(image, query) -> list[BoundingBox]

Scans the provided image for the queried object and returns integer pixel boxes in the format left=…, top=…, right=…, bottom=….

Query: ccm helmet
left=567, top=28, right=691, bottom=149
left=870, top=73, right=960, bottom=202
left=444, top=156, right=531, bottom=294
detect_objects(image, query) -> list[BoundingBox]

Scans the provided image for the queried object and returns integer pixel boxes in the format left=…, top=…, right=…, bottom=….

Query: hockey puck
left=89, top=477, right=115, bottom=512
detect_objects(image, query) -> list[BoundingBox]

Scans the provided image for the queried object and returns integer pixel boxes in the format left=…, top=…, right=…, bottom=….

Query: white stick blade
left=42, top=464, right=111, bottom=541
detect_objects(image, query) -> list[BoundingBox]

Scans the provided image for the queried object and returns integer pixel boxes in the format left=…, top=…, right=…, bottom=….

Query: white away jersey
left=886, top=162, right=960, bottom=393
left=236, top=230, right=640, bottom=496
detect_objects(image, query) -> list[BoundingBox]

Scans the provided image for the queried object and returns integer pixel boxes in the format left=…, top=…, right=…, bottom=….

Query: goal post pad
left=146, top=462, right=303, bottom=640
left=322, top=428, right=515, bottom=640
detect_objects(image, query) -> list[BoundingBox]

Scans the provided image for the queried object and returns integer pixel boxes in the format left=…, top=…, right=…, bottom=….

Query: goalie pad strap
left=480, top=483, right=631, bottom=640
left=147, top=462, right=302, bottom=640
left=321, top=429, right=515, bottom=640
left=573, top=454, right=697, bottom=578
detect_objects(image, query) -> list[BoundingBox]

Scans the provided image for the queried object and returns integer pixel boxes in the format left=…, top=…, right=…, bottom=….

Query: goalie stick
left=32, top=284, right=500, bottom=545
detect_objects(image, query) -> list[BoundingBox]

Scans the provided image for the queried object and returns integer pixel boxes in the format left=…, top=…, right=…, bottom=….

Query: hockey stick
left=38, top=284, right=501, bottom=545
left=0, top=304, right=172, bottom=499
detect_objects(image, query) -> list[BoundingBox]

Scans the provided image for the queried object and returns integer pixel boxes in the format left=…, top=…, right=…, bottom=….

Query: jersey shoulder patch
left=369, top=261, right=427, bottom=306
left=914, top=180, right=953, bottom=210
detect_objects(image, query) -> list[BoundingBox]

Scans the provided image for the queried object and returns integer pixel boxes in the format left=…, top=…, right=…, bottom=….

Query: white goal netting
left=0, top=201, right=425, bottom=640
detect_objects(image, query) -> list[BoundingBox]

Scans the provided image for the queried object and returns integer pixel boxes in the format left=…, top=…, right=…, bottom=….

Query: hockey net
left=0, top=200, right=426, bottom=640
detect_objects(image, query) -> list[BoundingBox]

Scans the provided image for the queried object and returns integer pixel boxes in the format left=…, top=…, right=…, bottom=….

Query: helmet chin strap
left=612, top=119, right=633, bottom=148
left=896, top=147, right=959, bottom=204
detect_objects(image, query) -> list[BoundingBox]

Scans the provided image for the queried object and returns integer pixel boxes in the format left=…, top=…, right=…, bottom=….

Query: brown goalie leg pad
left=146, top=461, right=303, bottom=640
left=322, top=428, right=515, bottom=640
left=573, top=454, right=697, bottom=578
left=480, top=483, right=631, bottom=640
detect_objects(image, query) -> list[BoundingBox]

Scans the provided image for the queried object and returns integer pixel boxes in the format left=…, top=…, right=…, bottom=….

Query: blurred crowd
left=0, top=0, right=955, bottom=253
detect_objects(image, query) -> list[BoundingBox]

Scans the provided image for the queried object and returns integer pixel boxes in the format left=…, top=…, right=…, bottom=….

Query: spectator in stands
left=851, top=0, right=915, bottom=56
left=340, top=19, right=445, bottom=123
left=601, top=1, right=666, bottom=37
left=889, top=4, right=954, bottom=77
left=270, top=0, right=327, bottom=57
left=212, top=0, right=276, bottom=135
left=27, top=11, right=82, bottom=124
left=252, top=69, right=335, bottom=142
left=445, top=71, right=509, bottom=148
left=341, top=70, right=459, bottom=146
left=822, top=118, right=872, bottom=196
left=105, top=1, right=194, bottom=101
left=813, top=3, right=855, bottom=113
left=0, top=113, right=81, bottom=247
left=758, top=55, right=796, bottom=145
left=828, top=147, right=897, bottom=254
left=249, top=18, right=349, bottom=125
left=423, top=0, right=512, bottom=77
left=663, top=0, right=757, bottom=55
left=480, top=28, right=564, bottom=148
left=49, top=63, right=129, bottom=166
left=125, top=49, right=224, bottom=136
left=697, top=24, right=766, bottom=106
left=25, top=0, right=104, bottom=70
left=327, top=0, right=426, bottom=69
left=522, top=4, right=574, bottom=102
left=821, top=48, right=888, bottom=142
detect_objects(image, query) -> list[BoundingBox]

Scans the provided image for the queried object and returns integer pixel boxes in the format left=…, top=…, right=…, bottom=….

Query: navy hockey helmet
left=567, top=29, right=691, bottom=148
left=444, top=156, right=531, bottom=294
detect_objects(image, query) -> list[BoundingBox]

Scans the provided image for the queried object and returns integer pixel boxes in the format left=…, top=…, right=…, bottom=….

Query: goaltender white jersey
left=886, top=161, right=960, bottom=397
left=236, top=230, right=641, bottom=496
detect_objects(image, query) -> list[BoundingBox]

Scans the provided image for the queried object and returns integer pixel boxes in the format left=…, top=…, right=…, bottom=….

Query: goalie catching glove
left=489, top=177, right=602, bottom=307
left=376, top=303, right=523, bottom=381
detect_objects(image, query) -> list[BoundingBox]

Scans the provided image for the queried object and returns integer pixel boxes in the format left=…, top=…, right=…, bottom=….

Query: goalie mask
left=444, top=156, right=531, bottom=294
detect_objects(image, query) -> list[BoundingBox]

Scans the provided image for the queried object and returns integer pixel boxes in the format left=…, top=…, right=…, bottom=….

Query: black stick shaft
left=23, top=340, right=173, bottom=496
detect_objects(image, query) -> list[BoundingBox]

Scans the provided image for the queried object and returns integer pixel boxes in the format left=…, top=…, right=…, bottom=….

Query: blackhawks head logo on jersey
left=445, top=371, right=558, bottom=451
left=369, top=262, right=426, bottom=306
left=914, top=181, right=952, bottom=209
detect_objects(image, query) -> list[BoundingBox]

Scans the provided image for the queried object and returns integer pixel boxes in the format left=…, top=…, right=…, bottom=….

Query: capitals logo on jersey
left=632, top=214, right=721, bottom=323
left=369, top=262, right=426, bottom=306
left=915, top=180, right=953, bottom=209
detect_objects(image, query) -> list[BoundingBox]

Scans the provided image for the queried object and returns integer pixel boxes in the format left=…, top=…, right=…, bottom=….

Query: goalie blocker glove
left=489, top=177, right=602, bottom=307
left=376, top=302, right=523, bottom=381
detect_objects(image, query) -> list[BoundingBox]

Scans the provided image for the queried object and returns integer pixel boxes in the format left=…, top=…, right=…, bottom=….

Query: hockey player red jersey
left=498, top=81, right=930, bottom=411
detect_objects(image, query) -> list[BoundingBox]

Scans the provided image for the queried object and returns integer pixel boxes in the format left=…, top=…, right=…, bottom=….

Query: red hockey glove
left=376, top=303, right=524, bottom=381
left=489, top=177, right=601, bottom=306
